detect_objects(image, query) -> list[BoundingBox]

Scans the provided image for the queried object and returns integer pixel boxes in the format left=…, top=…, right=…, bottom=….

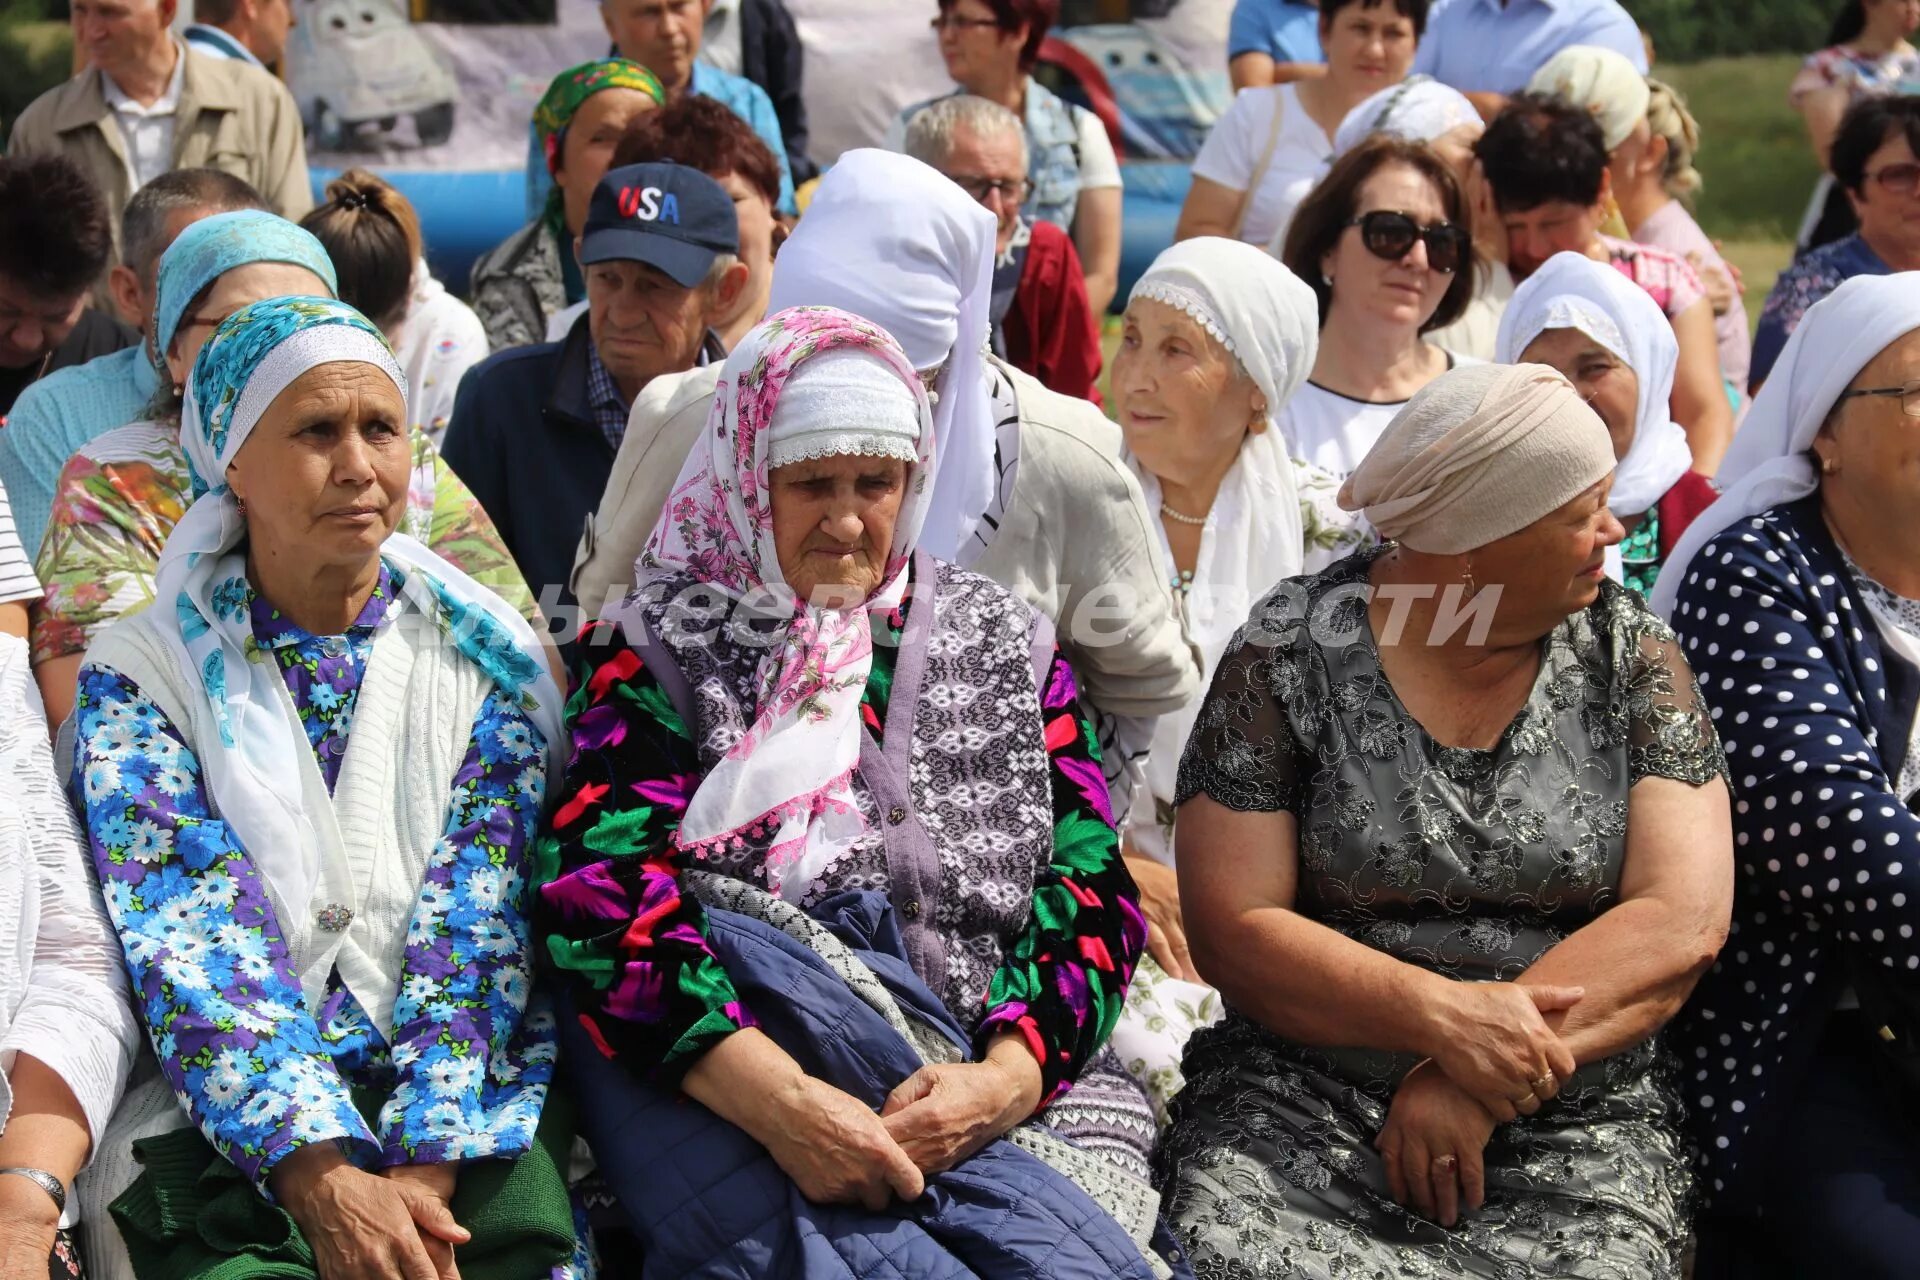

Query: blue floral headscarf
left=153, top=211, right=340, bottom=363
left=150, top=296, right=563, bottom=913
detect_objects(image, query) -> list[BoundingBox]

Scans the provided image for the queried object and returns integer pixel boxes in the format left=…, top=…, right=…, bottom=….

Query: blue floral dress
left=73, top=565, right=588, bottom=1275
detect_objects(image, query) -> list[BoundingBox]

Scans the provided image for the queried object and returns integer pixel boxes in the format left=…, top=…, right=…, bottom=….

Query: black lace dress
left=1158, top=547, right=1728, bottom=1279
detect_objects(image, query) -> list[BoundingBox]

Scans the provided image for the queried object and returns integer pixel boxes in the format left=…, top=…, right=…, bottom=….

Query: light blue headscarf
left=151, top=296, right=563, bottom=911
left=153, top=211, right=340, bottom=363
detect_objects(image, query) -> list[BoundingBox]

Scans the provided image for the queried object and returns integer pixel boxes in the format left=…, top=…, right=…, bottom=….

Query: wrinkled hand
left=1424, top=981, right=1579, bottom=1122
left=0, top=1178, right=59, bottom=1280
left=1376, top=1059, right=1499, bottom=1228
left=382, top=1164, right=462, bottom=1280
left=1124, top=853, right=1196, bottom=980
left=273, top=1147, right=469, bottom=1280
left=881, top=1039, right=1045, bottom=1175
left=760, top=1075, right=925, bottom=1210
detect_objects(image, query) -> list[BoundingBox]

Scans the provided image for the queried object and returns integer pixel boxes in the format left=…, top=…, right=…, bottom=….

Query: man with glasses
left=1752, top=95, right=1920, bottom=394
left=903, top=94, right=1102, bottom=402
left=0, top=156, right=132, bottom=424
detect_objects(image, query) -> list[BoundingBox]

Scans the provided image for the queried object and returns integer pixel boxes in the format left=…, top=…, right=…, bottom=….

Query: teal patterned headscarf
left=153, top=210, right=340, bottom=361
left=150, top=296, right=564, bottom=914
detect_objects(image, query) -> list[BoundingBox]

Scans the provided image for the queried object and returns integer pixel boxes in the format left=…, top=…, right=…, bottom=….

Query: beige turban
left=1528, top=45, right=1650, bottom=151
left=1338, top=363, right=1615, bottom=555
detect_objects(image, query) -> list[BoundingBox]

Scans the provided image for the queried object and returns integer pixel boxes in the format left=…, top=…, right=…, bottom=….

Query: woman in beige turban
left=1159, top=362, right=1735, bottom=1278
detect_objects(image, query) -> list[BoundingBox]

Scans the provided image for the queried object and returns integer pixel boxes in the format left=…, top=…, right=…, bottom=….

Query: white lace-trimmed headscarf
left=766, top=149, right=995, bottom=563
left=152, top=297, right=565, bottom=914
left=1496, top=251, right=1694, bottom=581
left=1122, top=237, right=1318, bottom=864
left=1331, top=75, right=1482, bottom=158
left=1649, top=273, right=1920, bottom=619
left=1527, top=44, right=1650, bottom=150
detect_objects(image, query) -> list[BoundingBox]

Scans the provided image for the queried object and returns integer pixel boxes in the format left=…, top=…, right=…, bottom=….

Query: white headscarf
left=1121, top=238, right=1318, bottom=864
left=1527, top=45, right=1650, bottom=150
left=766, top=149, right=996, bottom=563
left=153, top=297, right=566, bottom=914
left=1332, top=75, right=1482, bottom=158
left=1650, top=273, right=1920, bottom=619
left=1496, top=251, right=1694, bottom=585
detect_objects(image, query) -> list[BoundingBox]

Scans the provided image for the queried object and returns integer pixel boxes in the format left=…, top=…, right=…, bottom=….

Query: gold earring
left=236, top=496, right=248, bottom=516
left=1820, top=454, right=1838, bottom=476
left=1462, top=557, right=1478, bottom=600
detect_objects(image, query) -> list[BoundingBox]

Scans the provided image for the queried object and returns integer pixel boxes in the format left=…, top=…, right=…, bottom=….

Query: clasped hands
left=1374, top=980, right=1583, bottom=1230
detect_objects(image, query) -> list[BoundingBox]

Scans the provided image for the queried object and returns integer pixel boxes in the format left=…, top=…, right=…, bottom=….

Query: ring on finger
left=1533, top=1073, right=1556, bottom=1095
left=1431, top=1154, right=1458, bottom=1173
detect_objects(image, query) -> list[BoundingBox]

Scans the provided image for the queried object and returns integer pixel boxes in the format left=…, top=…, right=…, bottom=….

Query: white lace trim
left=766, top=432, right=923, bottom=469
left=1130, top=279, right=1239, bottom=362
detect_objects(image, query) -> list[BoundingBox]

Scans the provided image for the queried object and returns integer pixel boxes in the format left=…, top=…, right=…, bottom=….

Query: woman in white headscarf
left=68, top=298, right=580, bottom=1280
left=1103, top=236, right=1317, bottom=1122
left=574, top=148, right=1198, bottom=822
left=1659, top=273, right=1920, bottom=1279
left=1164, top=362, right=1732, bottom=1276
left=1497, top=251, right=1717, bottom=596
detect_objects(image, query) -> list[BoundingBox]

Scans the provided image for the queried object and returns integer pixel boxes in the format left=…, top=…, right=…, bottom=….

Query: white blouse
left=0, top=636, right=140, bottom=1221
left=389, top=259, right=490, bottom=448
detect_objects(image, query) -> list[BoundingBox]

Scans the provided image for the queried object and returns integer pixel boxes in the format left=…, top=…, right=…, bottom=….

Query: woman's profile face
left=1519, top=327, right=1641, bottom=462
left=1473, top=476, right=1624, bottom=622
left=1111, top=297, right=1262, bottom=494
left=769, top=454, right=909, bottom=609
left=166, top=262, right=335, bottom=390
left=226, top=361, right=412, bottom=570
left=1816, top=327, right=1920, bottom=520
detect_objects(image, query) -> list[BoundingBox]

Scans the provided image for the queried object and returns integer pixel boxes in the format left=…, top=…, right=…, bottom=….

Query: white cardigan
left=0, top=636, right=141, bottom=1226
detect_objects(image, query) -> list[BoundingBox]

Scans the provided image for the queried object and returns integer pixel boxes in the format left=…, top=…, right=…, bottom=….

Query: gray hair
left=903, top=95, right=1029, bottom=172
left=122, top=169, right=267, bottom=285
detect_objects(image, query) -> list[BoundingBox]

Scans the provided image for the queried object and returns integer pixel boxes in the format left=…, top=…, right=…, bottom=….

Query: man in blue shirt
left=527, top=0, right=798, bottom=220
left=1412, top=0, right=1645, bottom=113
left=1227, top=0, right=1324, bottom=90
left=182, top=0, right=296, bottom=67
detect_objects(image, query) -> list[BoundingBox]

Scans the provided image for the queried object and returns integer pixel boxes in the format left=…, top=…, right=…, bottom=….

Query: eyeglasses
left=930, top=14, right=1001, bottom=31
left=1342, top=210, right=1469, bottom=274
left=949, top=174, right=1030, bottom=205
left=1838, top=377, right=1920, bottom=418
left=1864, top=162, right=1920, bottom=197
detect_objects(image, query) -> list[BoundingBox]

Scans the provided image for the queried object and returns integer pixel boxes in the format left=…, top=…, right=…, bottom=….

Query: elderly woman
left=69, top=297, right=579, bottom=1280
left=537, top=307, right=1171, bottom=1273
left=1497, top=252, right=1718, bottom=596
left=1278, top=134, right=1478, bottom=572
left=1656, top=274, right=1920, bottom=1278
left=1161, top=362, right=1733, bottom=1277
left=32, top=211, right=531, bottom=726
left=1105, top=238, right=1316, bottom=1114
left=0, top=571, right=140, bottom=1276
left=888, top=0, right=1123, bottom=316
left=1178, top=0, right=1425, bottom=252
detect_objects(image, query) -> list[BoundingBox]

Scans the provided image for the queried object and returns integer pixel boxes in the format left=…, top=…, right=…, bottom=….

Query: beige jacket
left=7, top=42, right=312, bottom=263
left=572, top=356, right=1201, bottom=722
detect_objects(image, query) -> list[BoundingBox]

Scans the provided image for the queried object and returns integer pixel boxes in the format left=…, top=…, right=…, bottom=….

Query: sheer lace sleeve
left=1620, top=611, right=1728, bottom=788
left=1173, top=628, right=1311, bottom=814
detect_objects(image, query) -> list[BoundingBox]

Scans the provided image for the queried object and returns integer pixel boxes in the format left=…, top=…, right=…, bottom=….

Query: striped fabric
left=0, top=480, right=40, bottom=606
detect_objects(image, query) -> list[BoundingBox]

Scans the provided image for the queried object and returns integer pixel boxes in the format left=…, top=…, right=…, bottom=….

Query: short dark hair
left=1281, top=134, right=1478, bottom=334
left=1474, top=90, right=1609, bottom=213
left=1831, top=94, right=1920, bottom=195
left=935, top=0, right=1056, bottom=72
left=194, top=0, right=242, bottom=25
left=612, top=95, right=783, bottom=207
left=0, top=154, right=114, bottom=300
left=299, top=170, right=422, bottom=328
left=1320, top=0, right=1429, bottom=40
left=122, top=168, right=267, bottom=285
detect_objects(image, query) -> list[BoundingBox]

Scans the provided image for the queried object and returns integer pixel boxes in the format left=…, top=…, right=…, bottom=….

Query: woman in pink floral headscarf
left=535, top=307, right=1162, bottom=1255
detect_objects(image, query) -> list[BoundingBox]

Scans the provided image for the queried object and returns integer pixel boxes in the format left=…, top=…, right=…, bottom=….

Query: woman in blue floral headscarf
left=67, top=297, right=583, bottom=1280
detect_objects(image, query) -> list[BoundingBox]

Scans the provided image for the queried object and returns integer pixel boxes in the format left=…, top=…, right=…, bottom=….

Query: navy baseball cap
left=579, top=162, right=740, bottom=287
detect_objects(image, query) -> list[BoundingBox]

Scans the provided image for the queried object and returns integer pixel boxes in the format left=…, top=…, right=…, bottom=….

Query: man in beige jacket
left=8, top=0, right=311, bottom=270
left=571, top=151, right=1200, bottom=825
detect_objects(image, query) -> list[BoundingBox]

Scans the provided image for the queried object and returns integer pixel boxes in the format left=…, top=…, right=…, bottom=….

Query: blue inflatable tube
left=312, top=167, right=528, bottom=300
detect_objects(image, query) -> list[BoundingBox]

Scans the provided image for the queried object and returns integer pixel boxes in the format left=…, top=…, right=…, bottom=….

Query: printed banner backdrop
left=276, top=0, right=609, bottom=289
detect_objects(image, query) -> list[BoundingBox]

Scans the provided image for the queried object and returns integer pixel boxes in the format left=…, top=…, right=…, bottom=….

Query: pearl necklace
left=1159, top=502, right=1208, bottom=527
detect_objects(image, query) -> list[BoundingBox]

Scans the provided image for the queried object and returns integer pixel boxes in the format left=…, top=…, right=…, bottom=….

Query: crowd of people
left=0, top=0, right=1917, bottom=1276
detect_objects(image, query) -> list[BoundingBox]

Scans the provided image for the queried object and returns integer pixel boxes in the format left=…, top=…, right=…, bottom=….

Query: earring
left=1462, top=556, right=1478, bottom=600
left=236, top=496, right=248, bottom=516
left=1820, top=454, right=1838, bottom=476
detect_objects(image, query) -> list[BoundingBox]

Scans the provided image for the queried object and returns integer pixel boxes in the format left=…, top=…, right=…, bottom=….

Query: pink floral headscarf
left=638, top=307, right=936, bottom=899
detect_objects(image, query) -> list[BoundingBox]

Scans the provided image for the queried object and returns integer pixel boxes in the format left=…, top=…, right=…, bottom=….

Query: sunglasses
left=1342, top=210, right=1469, bottom=274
